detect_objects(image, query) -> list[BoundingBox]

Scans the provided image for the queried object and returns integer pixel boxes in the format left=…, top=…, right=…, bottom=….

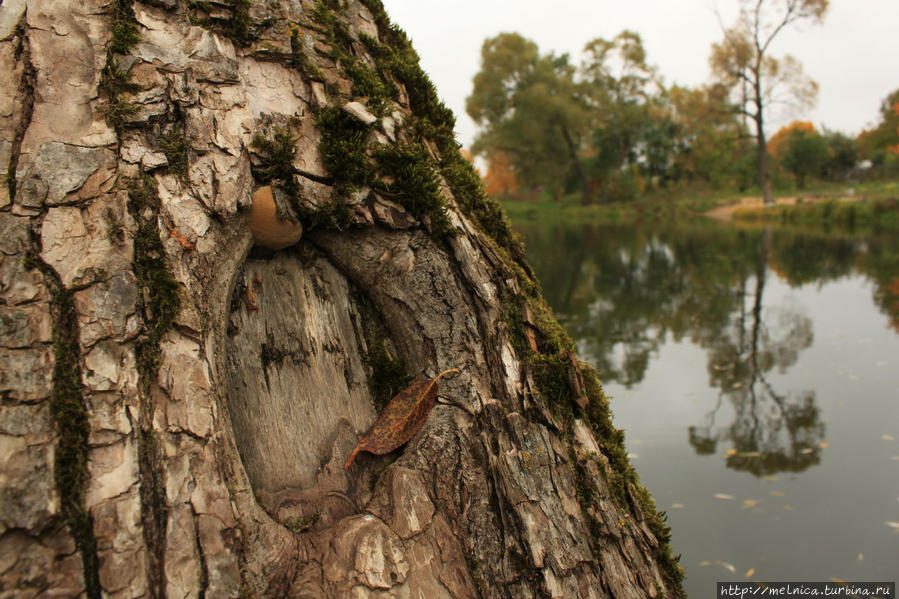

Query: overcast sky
left=380, top=0, right=899, bottom=150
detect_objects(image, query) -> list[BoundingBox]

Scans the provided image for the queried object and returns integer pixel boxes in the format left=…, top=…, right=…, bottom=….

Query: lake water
left=513, top=220, right=899, bottom=596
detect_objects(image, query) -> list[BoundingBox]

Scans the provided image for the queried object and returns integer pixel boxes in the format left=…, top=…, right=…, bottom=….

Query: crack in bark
left=27, top=227, right=102, bottom=598
left=7, top=14, right=35, bottom=204
left=190, top=504, right=210, bottom=599
left=137, top=427, right=168, bottom=599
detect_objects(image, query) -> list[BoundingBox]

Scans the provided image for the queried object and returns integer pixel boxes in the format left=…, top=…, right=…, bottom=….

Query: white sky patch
left=381, top=0, right=899, bottom=149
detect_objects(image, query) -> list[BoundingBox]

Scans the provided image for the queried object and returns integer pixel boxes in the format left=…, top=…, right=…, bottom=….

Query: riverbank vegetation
left=501, top=179, right=899, bottom=229
left=465, top=0, right=899, bottom=227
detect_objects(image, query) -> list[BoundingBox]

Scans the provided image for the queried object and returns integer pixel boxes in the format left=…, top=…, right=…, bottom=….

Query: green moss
left=251, top=124, right=356, bottom=231
left=344, top=60, right=391, bottom=114
left=357, top=3, right=527, bottom=258
left=306, top=198, right=353, bottom=230
left=99, top=97, right=140, bottom=135
left=251, top=128, right=298, bottom=187
left=186, top=0, right=255, bottom=45
left=290, top=28, right=324, bottom=81
left=579, top=366, right=627, bottom=472
left=357, top=27, right=451, bottom=129
left=441, top=154, right=514, bottom=239
left=157, top=123, right=191, bottom=178
left=634, top=482, right=684, bottom=588
left=229, top=0, right=253, bottom=45
left=530, top=353, right=575, bottom=426
left=6, top=164, right=16, bottom=205
left=109, top=0, right=139, bottom=55
left=250, top=127, right=305, bottom=220
left=122, top=174, right=179, bottom=595
left=284, top=514, right=319, bottom=533
left=125, top=175, right=181, bottom=378
left=372, top=143, right=451, bottom=236
left=358, top=0, right=402, bottom=44
left=98, top=60, right=141, bottom=135
left=352, top=289, right=413, bottom=411
left=101, top=0, right=142, bottom=135
left=103, top=1, right=140, bottom=130
left=22, top=256, right=102, bottom=597
left=364, top=340, right=413, bottom=412
left=531, top=298, right=571, bottom=354
left=314, top=107, right=374, bottom=186
left=503, top=303, right=531, bottom=358
left=52, top=290, right=102, bottom=599
left=308, top=2, right=393, bottom=114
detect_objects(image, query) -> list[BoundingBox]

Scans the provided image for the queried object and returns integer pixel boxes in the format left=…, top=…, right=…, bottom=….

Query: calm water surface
left=514, top=221, right=899, bottom=596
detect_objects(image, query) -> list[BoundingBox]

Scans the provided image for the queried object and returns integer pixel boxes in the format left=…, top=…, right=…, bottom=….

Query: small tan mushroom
left=248, top=186, right=303, bottom=250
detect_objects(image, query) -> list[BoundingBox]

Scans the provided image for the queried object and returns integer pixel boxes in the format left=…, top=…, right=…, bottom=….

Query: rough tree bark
left=0, top=0, right=684, bottom=597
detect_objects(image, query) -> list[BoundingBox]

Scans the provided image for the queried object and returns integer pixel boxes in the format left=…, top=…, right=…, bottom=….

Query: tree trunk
left=560, top=123, right=593, bottom=206
left=0, top=1, right=683, bottom=597
left=752, top=83, right=774, bottom=206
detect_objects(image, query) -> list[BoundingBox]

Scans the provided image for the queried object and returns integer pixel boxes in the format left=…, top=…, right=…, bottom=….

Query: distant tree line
left=467, top=0, right=899, bottom=204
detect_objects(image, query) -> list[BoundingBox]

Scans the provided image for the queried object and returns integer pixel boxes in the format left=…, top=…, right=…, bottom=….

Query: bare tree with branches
left=711, top=0, right=828, bottom=204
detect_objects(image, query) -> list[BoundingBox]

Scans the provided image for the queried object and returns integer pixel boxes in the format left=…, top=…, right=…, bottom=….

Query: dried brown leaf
left=344, top=369, right=460, bottom=469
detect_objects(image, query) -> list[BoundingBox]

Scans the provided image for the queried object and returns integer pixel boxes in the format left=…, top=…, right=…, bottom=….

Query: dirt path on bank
left=704, top=194, right=861, bottom=221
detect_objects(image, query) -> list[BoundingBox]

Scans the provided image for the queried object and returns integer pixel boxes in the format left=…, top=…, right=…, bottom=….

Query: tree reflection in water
left=690, top=230, right=824, bottom=475
left=519, top=221, right=899, bottom=476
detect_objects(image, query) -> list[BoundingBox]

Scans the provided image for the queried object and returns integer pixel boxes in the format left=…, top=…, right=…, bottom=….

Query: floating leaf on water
left=764, top=475, right=779, bottom=482
left=857, top=553, right=864, bottom=562
left=725, top=449, right=738, bottom=457
left=886, top=521, right=899, bottom=529
left=739, top=451, right=762, bottom=457
left=818, top=441, right=830, bottom=449
left=745, top=568, right=755, bottom=578
left=699, top=560, right=712, bottom=567
left=783, top=504, right=796, bottom=511
left=627, top=453, right=640, bottom=459
left=717, top=561, right=737, bottom=573
left=731, top=382, right=743, bottom=389
left=671, top=503, right=685, bottom=509
left=742, top=499, right=759, bottom=509
left=882, top=434, right=895, bottom=441
left=770, top=491, right=785, bottom=497
left=344, top=369, right=460, bottom=469
left=800, top=448, right=814, bottom=455
left=714, top=493, right=734, bottom=500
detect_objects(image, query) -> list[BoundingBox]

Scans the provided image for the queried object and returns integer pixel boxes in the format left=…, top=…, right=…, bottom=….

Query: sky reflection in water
left=515, top=221, right=899, bottom=595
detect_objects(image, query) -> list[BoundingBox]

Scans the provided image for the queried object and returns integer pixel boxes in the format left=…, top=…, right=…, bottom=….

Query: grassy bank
left=734, top=196, right=899, bottom=229
left=730, top=181, right=899, bottom=230
left=500, top=179, right=899, bottom=228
